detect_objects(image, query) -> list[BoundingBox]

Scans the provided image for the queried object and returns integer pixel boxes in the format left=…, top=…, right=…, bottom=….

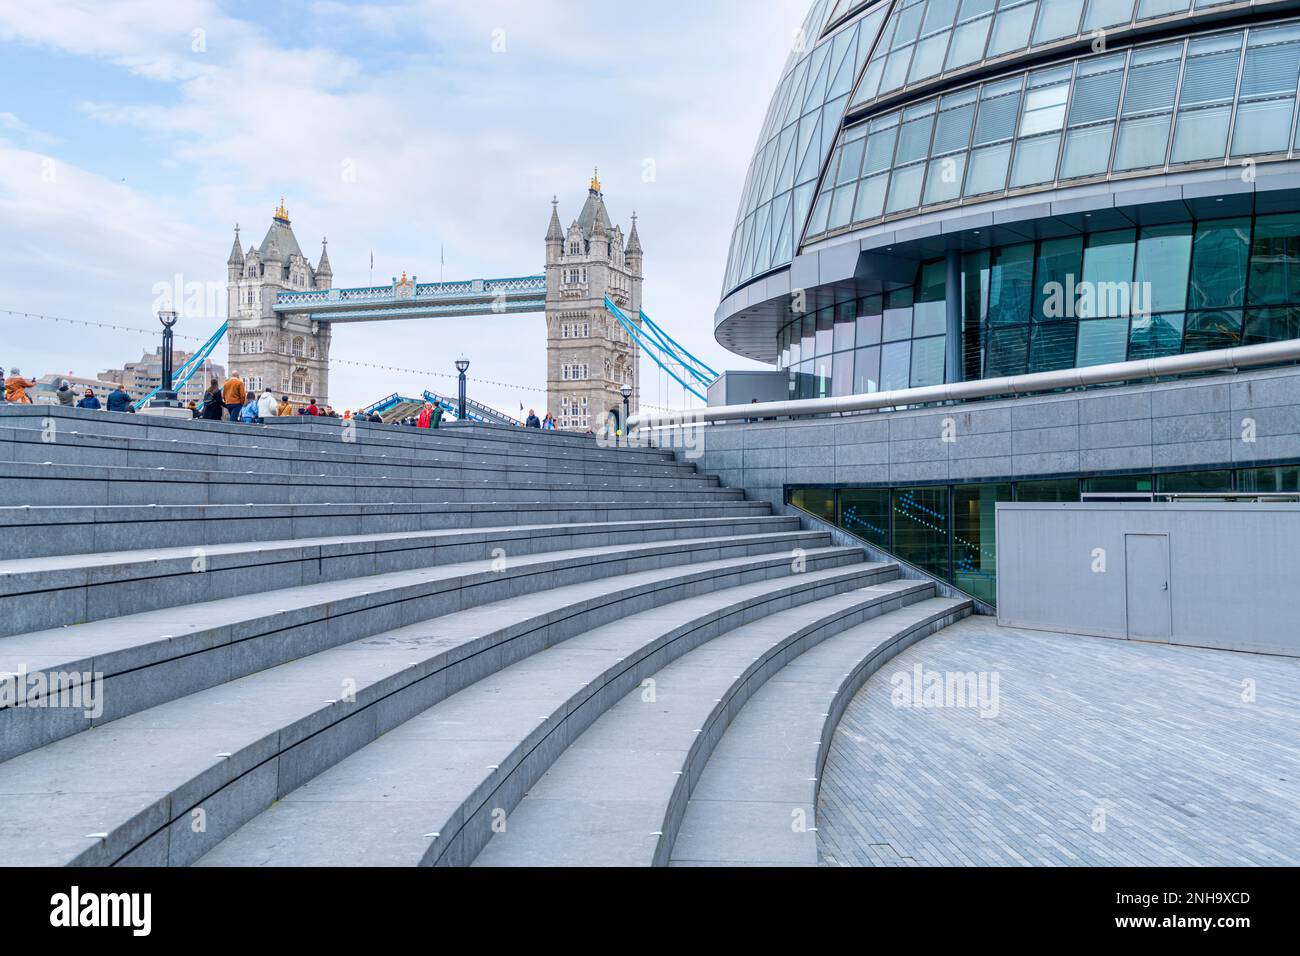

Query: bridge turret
left=545, top=197, right=564, bottom=265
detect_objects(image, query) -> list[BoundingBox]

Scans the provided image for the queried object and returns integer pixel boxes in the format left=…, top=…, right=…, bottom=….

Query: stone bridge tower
left=226, top=199, right=333, bottom=404
left=544, top=171, right=642, bottom=432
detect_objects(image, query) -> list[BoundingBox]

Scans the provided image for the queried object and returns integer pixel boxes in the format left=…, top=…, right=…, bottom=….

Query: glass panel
left=833, top=304, right=857, bottom=351
left=1075, top=316, right=1130, bottom=366
left=1134, top=223, right=1193, bottom=313
left=1015, top=478, right=1080, bottom=501
left=1060, top=123, right=1115, bottom=179
left=1156, top=470, right=1233, bottom=493
left=1170, top=106, right=1232, bottom=163
left=814, top=355, right=832, bottom=398
left=1128, top=312, right=1185, bottom=359
left=790, top=487, right=835, bottom=521
left=832, top=348, right=855, bottom=396
left=987, top=242, right=1035, bottom=324
left=856, top=297, right=884, bottom=344
left=1247, top=213, right=1300, bottom=306
left=952, top=483, right=1010, bottom=604
left=910, top=335, right=947, bottom=386
left=1238, top=465, right=1300, bottom=492
left=1034, top=236, right=1085, bottom=320
left=985, top=324, right=1030, bottom=375
left=1243, top=307, right=1300, bottom=344
left=1010, top=133, right=1062, bottom=187
left=1189, top=217, right=1250, bottom=309
left=816, top=308, right=835, bottom=356
left=963, top=142, right=1012, bottom=195
left=986, top=1, right=1035, bottom=58
left=883, top=305, right=913, bottom=341
left=1083, top=0, right=1136, bottom=31
left=885, top=163, right=926, bottom=212
left=1079, top=230, right=1136, bottom=318
left=1136, top=0, right=1187, bottom=19
left=1033, top=0, right=1085, bottom=43
left=923, top=153, right=967, bottom=204
left=1230, top=98, right=1297, bottom=156
left=946, top=15, right=992, bottom=70
left=1083, top=474, right=1154, bottom=494
left=1182, top=309, right=1242, bottom=352
left=1028, top=322, right=1079, bottom=372
left=1113, top=112, right=1172, bottom=170
left=853, top=172, right=889, bottom=221
left=837, top=489, right=889, bottom=548
left=880, top=340, right=913, bottom=390
left=854, top=345, right=881, bottom=392
left=837, top=487, right=891, bottom=547
left=892, top=486, right=951, bottom=578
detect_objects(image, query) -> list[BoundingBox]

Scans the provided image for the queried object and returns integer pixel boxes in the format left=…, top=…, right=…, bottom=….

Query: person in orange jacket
left=4, top=368, right=36, bottom=404
left=221, top=372, right=246, bottom=422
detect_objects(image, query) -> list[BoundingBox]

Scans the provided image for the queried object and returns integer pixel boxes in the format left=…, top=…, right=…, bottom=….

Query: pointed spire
left=227, top=224, right=244, bottom=265
left=627, top=212, right=642, bottom=254
left=590, top=167, right=601, bottom=194
left=546, top=196, right=564, bottom=242
left=317, top=236, right=332, bottom=275
left=274, top=196, right=290, bottom=223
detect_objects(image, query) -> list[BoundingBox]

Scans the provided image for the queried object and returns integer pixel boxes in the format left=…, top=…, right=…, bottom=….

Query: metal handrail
left=628, top=338, right=1300, bottom=428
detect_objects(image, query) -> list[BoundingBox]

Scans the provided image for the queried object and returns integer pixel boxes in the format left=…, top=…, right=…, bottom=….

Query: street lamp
left=155, top=310, right=179, bottom=407
left=620, top=383, right=633, bottom=448
left=455, top=357, right=470, bottom=421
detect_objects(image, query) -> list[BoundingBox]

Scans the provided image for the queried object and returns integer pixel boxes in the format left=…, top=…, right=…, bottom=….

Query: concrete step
left=0, top=500, right=774, bottom=558
left=0, top=460, right=733, bottom=507
left=668, top=597, right=973, bottom=866
left=0, top=545, right=866, bottom=866
left=0, top=424, right=702, bottom=482
left=194, top=561, right=902, bottom=867
left=472, top=581, right=948, bottom=867
left=0, top=530, right=842, bottom=762
left=0, top=515, right=797, bottom=636
left=0, top=406, right=676, bottom=464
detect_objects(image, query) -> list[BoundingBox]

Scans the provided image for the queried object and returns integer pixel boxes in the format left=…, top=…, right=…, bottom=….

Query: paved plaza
left=817, top=616, right=1300, bottom=867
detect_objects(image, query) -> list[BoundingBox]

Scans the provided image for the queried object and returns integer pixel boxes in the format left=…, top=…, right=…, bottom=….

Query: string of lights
left=0, top=307, right=684, bottom=412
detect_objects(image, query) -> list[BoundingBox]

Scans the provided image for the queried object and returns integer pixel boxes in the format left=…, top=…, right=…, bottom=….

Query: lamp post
left=455, top=357, right=470, bottom=421
left=620, top=383, right=632, bottom=448
left=154, top=310, right=179, bottom=407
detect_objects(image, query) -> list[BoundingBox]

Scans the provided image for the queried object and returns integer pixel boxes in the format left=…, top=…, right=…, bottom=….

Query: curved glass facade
left=846, top=0, right=1283, bottom=114
left=778, top=210, right=1300, bottom=394
left=723, top=1, right=890, bottom=293
left=806, top=21, right=1300, bottom=242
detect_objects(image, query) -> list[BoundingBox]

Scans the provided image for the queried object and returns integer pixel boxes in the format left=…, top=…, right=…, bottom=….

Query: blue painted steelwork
left=638, top=309, right=719, bottom=381
left=359, top=393, right=420, bottom=417
left=604, top=296, right=708, bottom=402
left=421, top=389, right=522, bottom=427
left=134, top=321, right=229, bottom=411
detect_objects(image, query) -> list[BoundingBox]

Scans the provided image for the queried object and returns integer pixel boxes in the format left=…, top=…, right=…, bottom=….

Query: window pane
left=853, top=345, right=881, bottom=392
left=833, top=305, right=857, bottom=351
left=1182, top=309, right=1242, bottom=352
left=964, top=142, right=1012, bottom=195
left=1113, top=113, right=1171, bottom=170
left=837, top=487, right=891, bottom=547
left=1128, top=312, right=1185, bottom=359
left=1248, top=213, right=1300, bottom=306
left=1134, top=223, right=1192, bottom=313
left=1034, top=236, right=1085, bottom=320
left=1156, top=470, right=1233, bottom=493
left=886, top=163, right=926, bottom=212
left=1083, top=0, right=1136, bottom=32
left=986, top=2, right=1035, bottom=58
left=988, top=242, right=1034, bottom=324
left=946, top=16, right=992, bottom=70
left=924, top=153, right=966, bottom=204
left=1076, top=317, right=1130, bottom=366
left=790, top=487, right=835, bottom=521
left=893, top=486, right=951, bottom=578
left=816, top=308, right=834, bottom=355
left=910, top=335, right=947, bottom=386
left=1243, top=307, right=1300, bottom=344
left=1060, top=123, right=1115, bottom=178
left=832, top=348, right=855, bottom=396
left=985, top=324, right=1030, bottom=375
left=1015, top=478, right=1081, bottom=501
left=1189, top=217, right=1250, bottom=309
left=880, top=340, right=912, bottom=390
left=1170, top=106, right=1231, bottom=163
left=1080, top=229, right=1136, bottom=317
left=1010, top=133, right=1061, bottom=186
left=853, top=172, right=889, bottom=221
left=1239, top=465, right=1300, bottom=492
left=1028, top=321, right=1079, bottom=372
left=1231, top=98, right=1297, bottom=156
left=953, top=482, right=1011, bottom=604
left=1033, top=0, right=1085, bottom=43
left=856, top=298, right=883, bottom=345
left=883, top=305, right=913, bottom=341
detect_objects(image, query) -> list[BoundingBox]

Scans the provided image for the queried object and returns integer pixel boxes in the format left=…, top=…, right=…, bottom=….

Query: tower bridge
left=219, top=173, right=674, bottom=431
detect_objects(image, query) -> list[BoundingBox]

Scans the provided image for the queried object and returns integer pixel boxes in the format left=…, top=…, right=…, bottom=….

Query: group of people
left=3, top=368, right=134, bottom=412
left=197, top=372, right=385, bottom=424
left=523, top=409, right=557, bottom=430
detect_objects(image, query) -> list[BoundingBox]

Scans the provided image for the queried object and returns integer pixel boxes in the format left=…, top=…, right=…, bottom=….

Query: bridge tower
left=544, top=170, right=642, bottom=432
left=225, top=199, right=333, bottom=404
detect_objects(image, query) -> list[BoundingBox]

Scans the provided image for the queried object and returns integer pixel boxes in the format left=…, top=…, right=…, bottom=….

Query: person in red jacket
left=305, top=398, right=320, bottom=416
left=416, top=402, right=434, bottom=429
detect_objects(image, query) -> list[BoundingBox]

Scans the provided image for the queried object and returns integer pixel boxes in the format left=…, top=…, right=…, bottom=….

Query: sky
left=0, top=0, right=809, bottom=413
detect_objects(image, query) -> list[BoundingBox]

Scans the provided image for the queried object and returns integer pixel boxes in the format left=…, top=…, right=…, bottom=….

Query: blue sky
left=0, top=0, right=808, bottom=412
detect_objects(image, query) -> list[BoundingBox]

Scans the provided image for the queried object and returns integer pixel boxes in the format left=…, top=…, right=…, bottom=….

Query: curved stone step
left=0, top=425, right=702, bottom=483
left=0, top=515, right=796, bottom=636
left=0, top=499, right=773, bottom=558
left=194, top=561, right=901, bottom=867
left=472, top=581, right=947, bottom=867
left=667, top=597, right=972, bottom=866
left=0, top=529, right=835, bottom=762
left=0, top=545, right=865, bottom=867
left=0, top=460, right=732, bottom=507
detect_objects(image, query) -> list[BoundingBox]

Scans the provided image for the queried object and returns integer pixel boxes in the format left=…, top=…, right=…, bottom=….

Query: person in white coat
left=257, top=388, right=278, bottom=422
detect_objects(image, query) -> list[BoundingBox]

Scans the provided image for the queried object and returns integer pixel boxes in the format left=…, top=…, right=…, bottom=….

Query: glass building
left=716, top=0, right=1300, bottom=604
